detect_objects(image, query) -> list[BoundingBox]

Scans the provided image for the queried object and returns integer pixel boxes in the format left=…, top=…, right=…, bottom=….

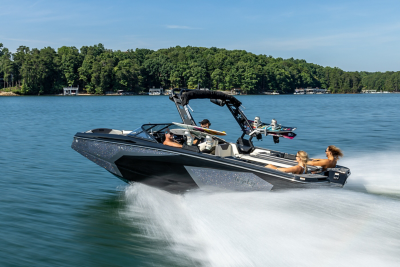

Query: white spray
left=122, top=152, right=400, bottom=267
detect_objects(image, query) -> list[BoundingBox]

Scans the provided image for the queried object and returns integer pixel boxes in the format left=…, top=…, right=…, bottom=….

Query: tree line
left=1, top=43, right=399, bottom=94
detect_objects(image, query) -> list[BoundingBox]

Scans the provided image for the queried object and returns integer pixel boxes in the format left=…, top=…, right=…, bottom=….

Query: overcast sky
left=1, top=0, right=400, bottom=72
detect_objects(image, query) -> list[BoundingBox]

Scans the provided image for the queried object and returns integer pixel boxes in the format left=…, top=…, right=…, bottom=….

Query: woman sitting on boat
left=266, top=151, right=309, bottom=174
left=308, top=145, right=343, bottom=170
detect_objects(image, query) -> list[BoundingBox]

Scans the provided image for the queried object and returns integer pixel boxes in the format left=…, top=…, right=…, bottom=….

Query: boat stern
left=326, top=167, right=351, bottom=186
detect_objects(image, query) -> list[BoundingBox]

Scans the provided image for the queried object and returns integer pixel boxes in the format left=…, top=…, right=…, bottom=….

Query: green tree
left=57, top=46, right=83, bottom=87
left=242, top=67, right=258, bottom=93
left=114, top=59, right=139, bottom=91
left=0, top=46, right=14, bottom=88
left=211, top=68, right=223, bottom=90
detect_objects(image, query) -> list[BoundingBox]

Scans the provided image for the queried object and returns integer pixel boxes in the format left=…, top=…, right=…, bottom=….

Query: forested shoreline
left=1, top=43, right=399, bottom=95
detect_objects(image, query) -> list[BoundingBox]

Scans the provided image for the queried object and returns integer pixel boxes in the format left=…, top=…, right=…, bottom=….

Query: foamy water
left=344, top=152, right=400, bottom=197
left=122, top=153, right=400, bottom=267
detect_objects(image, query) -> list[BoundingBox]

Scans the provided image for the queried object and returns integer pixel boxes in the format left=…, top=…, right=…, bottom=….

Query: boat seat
left=90, top=128, right=123, bottom=135
left=238, top=154, right=293, bottom=168
left=230, top=143, right=240, bottom=157
left=156, top=133, right=166, bottom=144
left=249, top=149, right=321, bottom=172
left=215, top=143, right=234, bottom=158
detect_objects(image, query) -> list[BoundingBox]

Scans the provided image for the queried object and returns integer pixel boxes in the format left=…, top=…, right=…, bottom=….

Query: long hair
left=297, top=150, right=309, bottom=173
left=328, top=145, right=344, bottom=160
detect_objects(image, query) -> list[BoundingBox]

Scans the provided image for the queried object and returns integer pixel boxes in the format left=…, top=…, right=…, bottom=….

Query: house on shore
left=149, top=87, right=163, bottom=95
left=63, top=86, right=79, bottom=95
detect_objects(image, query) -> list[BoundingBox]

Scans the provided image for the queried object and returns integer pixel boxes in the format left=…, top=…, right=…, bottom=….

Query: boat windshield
left=129, top=127, right=143, bottom=135
left=127, top=126, right=155, bottom=141
left=142, top=123, right=183, bottom=133
left=128, top=124, right=181, bottom=143
left=142, top=124, right=171, bottom=133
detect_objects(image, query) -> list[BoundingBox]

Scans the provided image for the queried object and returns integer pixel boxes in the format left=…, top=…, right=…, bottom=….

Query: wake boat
left=71, top=89, right=350, bottom=193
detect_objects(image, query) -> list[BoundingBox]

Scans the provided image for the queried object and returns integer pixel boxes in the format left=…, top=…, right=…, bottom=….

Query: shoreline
left=0, top=91, right=19, bottom=96
left=1, top=91, right=399, bottom=97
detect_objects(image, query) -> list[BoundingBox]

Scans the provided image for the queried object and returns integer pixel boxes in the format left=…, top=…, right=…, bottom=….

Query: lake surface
left=1, top=94, right=399, bottom=267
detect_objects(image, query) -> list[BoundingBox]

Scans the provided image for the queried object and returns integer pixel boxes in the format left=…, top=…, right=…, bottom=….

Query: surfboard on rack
left=267, top=132, right=297, bottom=139
left=172, top=122, right=227, bottom=136
left=248, top=120, right=297, bottom=139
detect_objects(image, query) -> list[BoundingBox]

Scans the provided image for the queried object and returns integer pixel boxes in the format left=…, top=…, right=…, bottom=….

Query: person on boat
left=163, top=129, right=182, bottom=148
left=193, top=119, right=212, bottom=145
left=308, top=145, right=343, bottom=170
left=199, top=119, right=211, bottom=128
left=266, top=151, right=309, bottom=174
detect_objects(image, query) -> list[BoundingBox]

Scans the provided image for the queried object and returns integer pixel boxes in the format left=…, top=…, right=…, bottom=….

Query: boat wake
left=122, top=152, right=400, bottom=267
left=343, top=152, right=400, bottom=198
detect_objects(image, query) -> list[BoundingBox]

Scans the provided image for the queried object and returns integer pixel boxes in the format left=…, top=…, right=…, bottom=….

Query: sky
left=1, top=0, right=400, bottom=72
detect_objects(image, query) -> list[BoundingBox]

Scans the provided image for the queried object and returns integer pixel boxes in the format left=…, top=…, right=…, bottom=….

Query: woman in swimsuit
left=308, top=145, right=343, bottom=170
left=266, top=151, right=309, bottom=174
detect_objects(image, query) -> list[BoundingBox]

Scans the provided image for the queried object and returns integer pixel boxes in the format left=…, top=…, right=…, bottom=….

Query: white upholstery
left=238, top=155, right=293, bottom=167
left=215, top=144, right=233, bottom=158
left=230, top=143, right=240, bottom=157
left=109, top=129, right=123, bottom=135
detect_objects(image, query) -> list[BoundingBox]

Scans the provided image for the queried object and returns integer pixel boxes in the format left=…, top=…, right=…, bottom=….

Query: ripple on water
left=1, top=95, right=400, bottom=266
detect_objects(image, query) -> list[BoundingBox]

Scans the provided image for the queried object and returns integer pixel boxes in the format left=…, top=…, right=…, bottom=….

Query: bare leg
left=266, top=164, right=278, bottom=169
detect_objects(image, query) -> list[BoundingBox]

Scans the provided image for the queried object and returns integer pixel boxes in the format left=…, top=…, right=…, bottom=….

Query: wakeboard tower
left=170, top=89, right=295, bottom=145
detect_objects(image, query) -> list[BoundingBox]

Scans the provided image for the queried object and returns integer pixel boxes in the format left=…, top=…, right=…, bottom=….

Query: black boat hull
left=71, top=134, right=343, bottom=193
